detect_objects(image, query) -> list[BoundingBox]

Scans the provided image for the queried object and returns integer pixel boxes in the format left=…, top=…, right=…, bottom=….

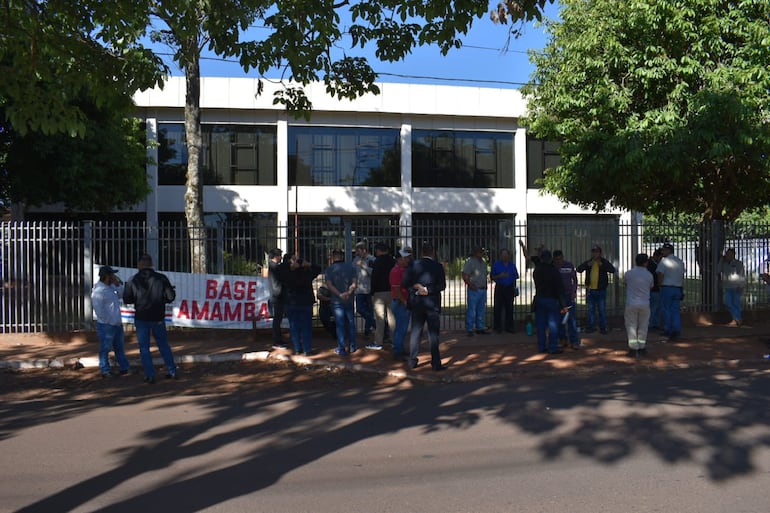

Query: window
left=526, top=136, right=561, bottom=189
left=157, top=124, right=277, bottom=185
left=412, top=130, right=514, bottom=188
left=288, top=126, right=400, bottom=186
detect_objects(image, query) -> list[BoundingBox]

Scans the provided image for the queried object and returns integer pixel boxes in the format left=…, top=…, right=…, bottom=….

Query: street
left=1, top=364, right=769, bottom=513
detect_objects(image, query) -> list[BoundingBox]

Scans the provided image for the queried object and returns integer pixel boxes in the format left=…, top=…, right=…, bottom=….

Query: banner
left=93, top=265, right=274, bottom=329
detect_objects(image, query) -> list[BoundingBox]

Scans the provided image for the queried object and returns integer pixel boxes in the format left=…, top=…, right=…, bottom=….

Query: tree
left=522, top=0, right=770, bottom=308
left=522, top=0, right=770, bottom=222
left=0, top=0, right=166, bottom=137
left=1, top=95, right=150, bottom=213
left=147, top=0, right=551, bottom=273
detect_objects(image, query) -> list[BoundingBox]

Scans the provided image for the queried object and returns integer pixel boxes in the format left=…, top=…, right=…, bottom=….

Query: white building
left=128, top=77, right=628, bottom=229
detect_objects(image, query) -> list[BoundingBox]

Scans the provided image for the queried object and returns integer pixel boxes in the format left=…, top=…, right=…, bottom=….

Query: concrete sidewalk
left=2, top=315, right=770, bottom=382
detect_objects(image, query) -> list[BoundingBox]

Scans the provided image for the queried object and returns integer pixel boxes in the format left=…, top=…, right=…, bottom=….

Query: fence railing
left=2, top=219, right=770, bottom=333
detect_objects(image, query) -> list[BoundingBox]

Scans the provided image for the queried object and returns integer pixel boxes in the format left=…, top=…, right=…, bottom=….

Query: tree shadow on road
left=3, top=364, right=770, bottom=512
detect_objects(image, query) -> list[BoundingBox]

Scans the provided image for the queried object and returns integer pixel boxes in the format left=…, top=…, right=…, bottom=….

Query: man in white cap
left=92, top=266, right=131, bottom=378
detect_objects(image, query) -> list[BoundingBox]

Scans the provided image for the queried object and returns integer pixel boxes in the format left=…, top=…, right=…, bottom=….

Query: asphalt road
left=2, top=366, right=769, bottom=513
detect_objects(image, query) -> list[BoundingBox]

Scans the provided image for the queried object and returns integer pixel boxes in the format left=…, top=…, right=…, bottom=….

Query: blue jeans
left=96, top=322, right=130, bottom=375
left=332, top=301, right=357, bottom=353
left=535, top=296, right=560, bottom=352
left=392, top=300, right=411, bottom=355
left=648, top=290, right=662, bottom=329
left=466, top=288, right=487, bottom=332
left=586, top=289, right=607, bottom=331
left=355, top=294, right=376, bottom=334
left=660, top=286, right=682, bottom=336
left=723, top=288, right=743, bottom=322
left=135, top=320, right=177, bottom=379
left=287, top=305, right=313, bottom=353
left=557, top=298, right=580, bottom=346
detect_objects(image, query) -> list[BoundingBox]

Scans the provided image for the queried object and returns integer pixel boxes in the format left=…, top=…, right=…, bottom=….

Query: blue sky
left=153, top=2, right=560, bottom=90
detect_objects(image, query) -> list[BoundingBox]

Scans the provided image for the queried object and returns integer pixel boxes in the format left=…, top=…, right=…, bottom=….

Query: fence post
left=83, top=221, right=94, bottom=328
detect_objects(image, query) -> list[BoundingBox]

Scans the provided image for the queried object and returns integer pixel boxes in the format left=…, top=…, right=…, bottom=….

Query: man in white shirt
left=91, top=266, right=131, bottom=378
left=656, top=243, right=686, bottom=340
left=624, top=253, right=654, bottom=357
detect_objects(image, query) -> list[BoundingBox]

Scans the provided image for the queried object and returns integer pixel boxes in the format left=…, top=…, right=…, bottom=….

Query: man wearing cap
left=389, top=247, right=413, bottom=360
left=403, top=241, right=447, bottom=370
left=91, top=266, right=131, bottom=378
left=462, top=245, right=490, bottom=335
left=719, top=247, right=745, bottom=327
left=576, top=245, right=617, bottom=334
left=656, top=243, right=685, bottom=339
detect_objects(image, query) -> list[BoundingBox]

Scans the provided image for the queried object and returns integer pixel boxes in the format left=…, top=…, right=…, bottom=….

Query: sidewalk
left=2, top=315, right=769, bottom=382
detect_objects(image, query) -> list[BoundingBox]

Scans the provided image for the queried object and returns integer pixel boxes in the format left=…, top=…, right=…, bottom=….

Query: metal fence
left=2, top=218, right=770, bottom=333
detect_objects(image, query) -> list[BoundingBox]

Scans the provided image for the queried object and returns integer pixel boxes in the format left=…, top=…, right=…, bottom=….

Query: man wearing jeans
left=389, top=247, right=413, bottom=360
left=91, top=265, right=131, bottom=378
left=463, top=245, right=489, bottom=335
left=657, top=243, right=685, bottom=340
left=123, top=254, right=177, bottom=384
left=576, top=245, right=616, bottom=334
left=325, top=249, right=358, bottom=356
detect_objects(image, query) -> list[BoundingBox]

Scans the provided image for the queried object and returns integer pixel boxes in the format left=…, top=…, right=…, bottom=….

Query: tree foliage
left=522, top=0, right=770, bottom=222
left=1, top=95, right=150, bottom=212
left=0, top=0, right=166, bottom=136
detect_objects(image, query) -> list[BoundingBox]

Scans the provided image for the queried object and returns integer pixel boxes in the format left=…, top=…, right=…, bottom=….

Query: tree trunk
left=699, top=220, right=725, bottom=312
left=184, top=48, right=206, bottom=274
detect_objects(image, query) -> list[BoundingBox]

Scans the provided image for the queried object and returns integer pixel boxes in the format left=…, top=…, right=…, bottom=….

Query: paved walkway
left=2, top=316, right=770, bottom=382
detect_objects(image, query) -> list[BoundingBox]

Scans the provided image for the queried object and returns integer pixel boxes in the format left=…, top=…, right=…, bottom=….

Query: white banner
left=94, top=265, right=274, bottom=329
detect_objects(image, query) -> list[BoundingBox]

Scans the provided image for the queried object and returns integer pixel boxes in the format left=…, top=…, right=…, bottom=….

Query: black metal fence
left=2, top=218, right=770, bottom=333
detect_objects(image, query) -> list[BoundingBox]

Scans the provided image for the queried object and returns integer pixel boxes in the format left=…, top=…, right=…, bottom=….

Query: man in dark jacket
left=533, top=249, right=568, bottom=354
left=123, top=254, right=177, bottom=383
left=267, top=248, right=289, bottom=349
left=403, top=241, right=447, bottom=371
left=576, top=245, right=617, bottom=334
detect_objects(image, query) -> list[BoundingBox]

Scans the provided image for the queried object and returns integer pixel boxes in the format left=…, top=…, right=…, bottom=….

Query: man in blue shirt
left=491, top=248, right=519, bottom=334
left=325, top=249, right=358, bottom=356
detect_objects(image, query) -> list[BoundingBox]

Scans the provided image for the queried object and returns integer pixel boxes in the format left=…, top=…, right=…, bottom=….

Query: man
left=91, top=265, right=131, bottom=378
left=403, top=241, right=447, bottom=371
left=389, top=247, right=413, bottom=360
left=719, top=247, right=746, bottom=327
left=533, top=249, right=568, bottom=355
left=462, top=245, right=489, bottom=335
left=325, top=249, right=358, bottom=356
left=490, top=248, right=519, bottom=334
left=267, top=248, right=288, bottom=349
left=656, top=242, right=685, bottom=340
left=624, top=253, right=654, bottom=357
left=353, top=241, right=376, bottom=338
left=370, top=242, right=396, bottom=351
left=576, top=245, right=617, bottom=334
left=647, top=248, right=663, bottom=330
left=553, top=250, right=580, bottom=349
left=123, top=254, right=177, bottom=384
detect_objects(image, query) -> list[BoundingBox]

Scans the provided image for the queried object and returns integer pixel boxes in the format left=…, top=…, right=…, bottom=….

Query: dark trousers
left=269, top=297, right=285, bottom=343
left=409, top=306, right=441, bottom=368
left=493, top=284, right=516, bottom=332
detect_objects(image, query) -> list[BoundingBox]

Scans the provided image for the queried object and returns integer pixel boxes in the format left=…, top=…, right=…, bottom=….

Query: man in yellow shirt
left=576, top=245, right=617, bottom=334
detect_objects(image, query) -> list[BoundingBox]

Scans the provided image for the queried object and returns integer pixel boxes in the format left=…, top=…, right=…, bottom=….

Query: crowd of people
left=91, top=241, right=752, bottom=380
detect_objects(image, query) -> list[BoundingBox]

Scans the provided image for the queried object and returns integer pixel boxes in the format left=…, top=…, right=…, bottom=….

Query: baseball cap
left=98, top=265, right=119, bottom=277
left=398, top=247, right=413, bottom=257
left=662, top=243, right=674, bottom=251
left=472, top=245, right=484, bottom=253
left=591, top=245, right=602, bottom=252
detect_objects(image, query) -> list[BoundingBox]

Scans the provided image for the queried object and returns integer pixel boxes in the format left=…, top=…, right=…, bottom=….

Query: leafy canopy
left=522, top=0, right=770, bottom=222
left=0, top=0, right=166, bottom=137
